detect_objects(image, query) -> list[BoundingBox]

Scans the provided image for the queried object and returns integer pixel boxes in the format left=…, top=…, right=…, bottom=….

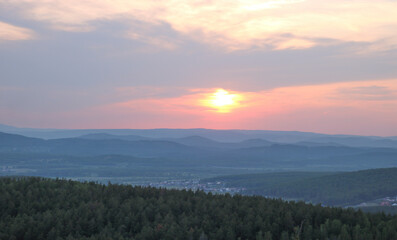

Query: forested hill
left=3, top=131, right=397, bottom=173
left=2, top=177, right=397, bottom=240
left=202, top=168, right=397, bottom=206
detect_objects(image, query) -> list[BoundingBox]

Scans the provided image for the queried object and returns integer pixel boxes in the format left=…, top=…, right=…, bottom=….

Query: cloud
left=0, top=21, right=35, bottom=41
left=94, top=79, right=397, bottom=120
left=114, top=86, right=189, bottom=99
left=2, top=79, right=397, bottom=135
left=336, top=85, right=397, bottom=101
left=126, top=32, right=179, bottom=51
left=2, top=0, right=397, bottom=51
left=81, top=79, right=397, bottom=133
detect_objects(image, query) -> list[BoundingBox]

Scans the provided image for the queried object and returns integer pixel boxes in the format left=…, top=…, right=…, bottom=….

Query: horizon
left=3, top=1, right=397, bottom=235
left=1, top=0, right=397, bottom=136
left=1, top=122, right=397, bottom=138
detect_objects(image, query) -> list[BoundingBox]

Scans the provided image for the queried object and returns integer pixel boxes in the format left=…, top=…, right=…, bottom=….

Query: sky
left=1, top=0, right=397, bottom=136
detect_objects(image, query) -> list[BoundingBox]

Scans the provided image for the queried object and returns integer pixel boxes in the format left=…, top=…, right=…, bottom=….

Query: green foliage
left=360, top=206, right=397, bottom=215
left=1, top=177, right=397, bottom=239
left=203, top=168, right=397, bottom=206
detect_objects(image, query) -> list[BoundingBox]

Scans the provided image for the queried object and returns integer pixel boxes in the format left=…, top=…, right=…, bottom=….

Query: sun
left=203, top=89, right=242, bottom=113
left=210, top=89, right=237, bottom=107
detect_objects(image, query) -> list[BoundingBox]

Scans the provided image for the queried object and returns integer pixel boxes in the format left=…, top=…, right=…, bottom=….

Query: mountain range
left=2, top=123, right=397, bottom=148
left=1, top=130, right=397, bottom=173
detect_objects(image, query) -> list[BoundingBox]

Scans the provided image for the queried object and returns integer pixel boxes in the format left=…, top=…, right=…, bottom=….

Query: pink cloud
left=58, top=79, right=397, bottom=135
left=3, top=0, right=397, bottom=51
left=2, top=80, right=396, bottom=135
left=0, top=21, right=35, bottom=41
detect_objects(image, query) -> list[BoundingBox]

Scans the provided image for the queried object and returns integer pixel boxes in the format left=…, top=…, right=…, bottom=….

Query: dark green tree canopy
left=1, top=177, right=397, bottom=240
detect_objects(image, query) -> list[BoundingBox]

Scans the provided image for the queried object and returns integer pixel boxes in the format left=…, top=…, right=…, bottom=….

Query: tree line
left=1, top=177, right=397, bottom=239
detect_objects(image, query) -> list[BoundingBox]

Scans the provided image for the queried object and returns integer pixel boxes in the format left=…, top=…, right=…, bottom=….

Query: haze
left=1, top=0, right=397, bottom=136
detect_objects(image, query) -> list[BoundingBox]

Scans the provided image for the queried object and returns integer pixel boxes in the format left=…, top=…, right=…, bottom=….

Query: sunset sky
left=1, top=0, right=397, bottom=136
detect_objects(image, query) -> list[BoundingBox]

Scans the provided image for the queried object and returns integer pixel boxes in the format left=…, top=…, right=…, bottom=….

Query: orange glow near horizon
left=61, top=79, right=397, bottom=136
left=201, top=89, right=243, bottom=113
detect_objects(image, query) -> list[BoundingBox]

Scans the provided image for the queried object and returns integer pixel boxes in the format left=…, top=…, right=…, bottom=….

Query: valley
left=2, top=128, right=397, bottom=213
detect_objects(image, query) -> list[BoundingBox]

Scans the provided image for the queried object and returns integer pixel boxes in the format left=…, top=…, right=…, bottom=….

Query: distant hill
left=1, top=123, right=397, bottom=148
left=0, top=132, right=45, bottom=152
left=0, top=132, right=44, bottom=145
left=295, top=141, right=345, bottom=147
left=79, top=133, right=275, bottom=149
left=49, top=138, right=200, bottom=157
left=0, top=124, right=328, bottom=142
left=308, top=136, right=397, bottom=148
left=79, top=134, right=223, bottom=148
left=0, top=131, right=200, bottom=158
left=159, top=136, right=274, bottom=149
left=202, top=171, right=335, bottom=190
left=164, top=135, right=231, bottom=148
left=2, top=131, right=397, bottom=172
left=79, top=133, right=150, bottom=141
left=202, top=168, right=397, bottom=206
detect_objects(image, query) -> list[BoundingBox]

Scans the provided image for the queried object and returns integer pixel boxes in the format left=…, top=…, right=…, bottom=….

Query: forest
left=1, top=177, right=397, bottom=240
left=202, top=168, right=397, bottom=206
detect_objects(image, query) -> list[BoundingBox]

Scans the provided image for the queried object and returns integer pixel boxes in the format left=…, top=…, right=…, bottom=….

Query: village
left=146, top=179, right=245, bottom=195
left=354, top=196, right=397, bottom=208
